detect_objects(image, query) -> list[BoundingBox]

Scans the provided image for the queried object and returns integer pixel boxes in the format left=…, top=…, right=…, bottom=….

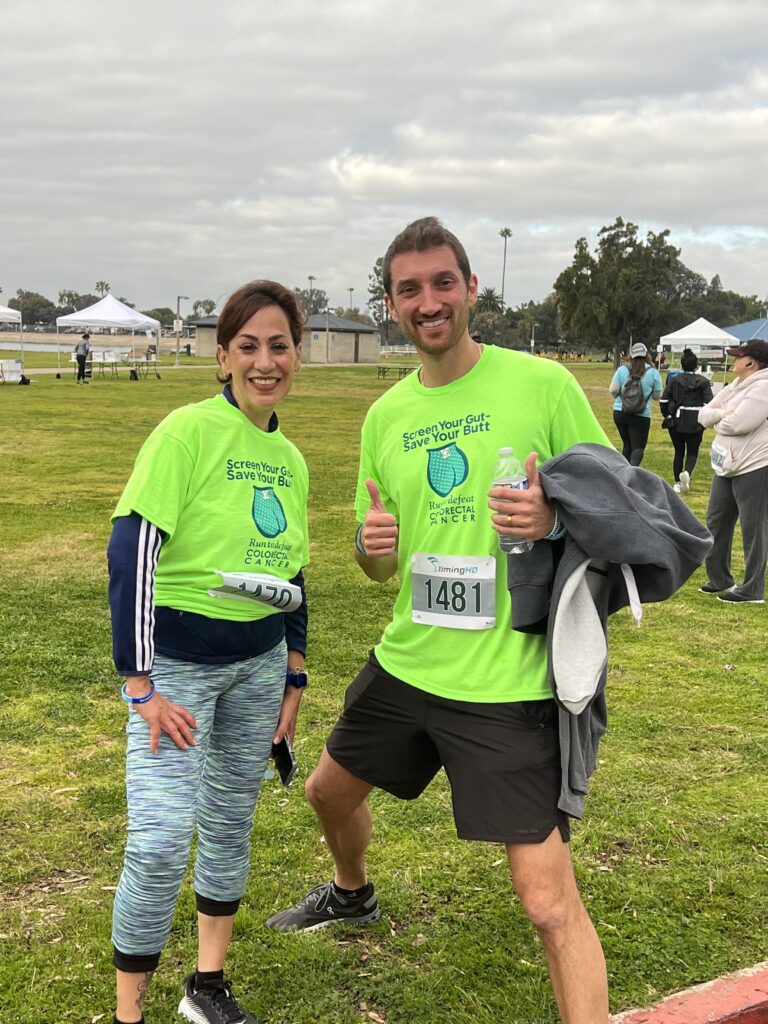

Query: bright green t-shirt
left=114, top=395, right=309, bottom=620
left=355, top=346, right=610, bottom=703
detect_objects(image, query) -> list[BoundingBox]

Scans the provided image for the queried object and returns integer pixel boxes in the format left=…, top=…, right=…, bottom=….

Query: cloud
left=0, top=0, right=766, bottom=310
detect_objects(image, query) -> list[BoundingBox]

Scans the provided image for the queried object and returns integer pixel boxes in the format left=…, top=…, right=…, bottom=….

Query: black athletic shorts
left=326, top=652, right=569, bottom=844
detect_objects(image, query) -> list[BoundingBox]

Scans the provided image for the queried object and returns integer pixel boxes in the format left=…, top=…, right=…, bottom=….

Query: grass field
left=0, top=361, right=765, bottom=1024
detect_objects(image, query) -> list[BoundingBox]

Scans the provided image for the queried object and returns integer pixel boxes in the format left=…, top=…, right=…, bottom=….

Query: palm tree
left=95, top=281, right=110, bottom=297
left=499, top=227, right=513, bottom=309
left=476, top=287, right=503, bottom=315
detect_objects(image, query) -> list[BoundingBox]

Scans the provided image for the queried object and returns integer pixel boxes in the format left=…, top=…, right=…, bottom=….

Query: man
left=74, top=332, right=91, bottom=384
left=267, top=218, right=612, bottom=1022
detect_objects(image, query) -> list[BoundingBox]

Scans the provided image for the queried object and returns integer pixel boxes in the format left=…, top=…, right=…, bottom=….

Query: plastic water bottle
left=493, top=447, right=533, bottom=555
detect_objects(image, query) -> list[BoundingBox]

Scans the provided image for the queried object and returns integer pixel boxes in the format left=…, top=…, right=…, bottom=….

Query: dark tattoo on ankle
left=136, top=970, right=153, bottom=1009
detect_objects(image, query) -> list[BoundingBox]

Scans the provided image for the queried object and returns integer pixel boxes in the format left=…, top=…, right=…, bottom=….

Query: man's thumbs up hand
left=360, top=478, right=398, bottom=557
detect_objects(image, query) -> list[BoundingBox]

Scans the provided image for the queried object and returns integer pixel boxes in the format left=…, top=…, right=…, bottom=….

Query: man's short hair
left=382, top=217, right=472, bottom=297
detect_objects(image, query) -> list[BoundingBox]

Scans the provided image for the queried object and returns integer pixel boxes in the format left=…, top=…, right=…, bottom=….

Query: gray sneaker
left=679, top=470, right=691, bottom=493
left=178, top=973, right=261, bottom=1024
left=717, top=591, right=765, bottom=604
left=265, top=881, right=381, bottom=933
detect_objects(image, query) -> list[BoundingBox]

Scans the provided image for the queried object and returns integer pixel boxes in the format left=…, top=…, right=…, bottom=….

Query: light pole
left=530, top=321, right=539, bottom=354
left=348, top=287, right=354, bottom=310
left=308, top=275, right=315, bottom=312
left=175, top=295, right=189, bottom=366
left=325, top=307, right=331, bottom=363
left=499, top=227, right=512, bottom=310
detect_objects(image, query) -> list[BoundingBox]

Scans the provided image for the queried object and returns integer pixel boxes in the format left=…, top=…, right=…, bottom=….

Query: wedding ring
left=507, top=515, right=513, bottom=524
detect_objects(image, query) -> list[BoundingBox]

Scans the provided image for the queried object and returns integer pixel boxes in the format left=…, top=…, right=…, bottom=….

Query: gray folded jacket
left=505, top=443, right=712, bottom=817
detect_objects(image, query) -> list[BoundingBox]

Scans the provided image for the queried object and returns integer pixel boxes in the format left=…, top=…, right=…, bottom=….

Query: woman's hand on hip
left=135, top=691, right=198, bottom=754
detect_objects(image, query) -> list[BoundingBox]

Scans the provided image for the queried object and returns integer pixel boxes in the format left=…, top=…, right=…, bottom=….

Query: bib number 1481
left=411, top=553, right=496, bottom=630
left=424, top=577, right=481, bottom=614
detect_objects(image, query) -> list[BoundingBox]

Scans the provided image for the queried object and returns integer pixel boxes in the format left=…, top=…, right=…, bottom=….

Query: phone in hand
left=271, top=735, right=298, bottom=786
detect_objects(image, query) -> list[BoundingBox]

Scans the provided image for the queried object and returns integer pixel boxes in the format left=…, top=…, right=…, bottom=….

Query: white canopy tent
left=660, top=317, right=738, bottom=355
left=660, top=317, right=740, bottom=384
left=0, top=303, right=24, bottom=362
left=56, top=294, right=160, bottom=369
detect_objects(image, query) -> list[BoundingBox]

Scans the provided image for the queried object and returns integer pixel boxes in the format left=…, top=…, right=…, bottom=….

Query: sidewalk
left=25, top=363, right=217, bottom=376
left=611, top=963, right=768, bottom=1023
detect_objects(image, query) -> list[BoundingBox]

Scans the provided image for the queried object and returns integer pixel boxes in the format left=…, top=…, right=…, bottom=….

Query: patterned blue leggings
left=112, top=644, right=286, bottom=957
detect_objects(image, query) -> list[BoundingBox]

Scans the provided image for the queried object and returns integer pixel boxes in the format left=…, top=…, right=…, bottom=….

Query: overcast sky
left=2, top=0, right=767, bottom=316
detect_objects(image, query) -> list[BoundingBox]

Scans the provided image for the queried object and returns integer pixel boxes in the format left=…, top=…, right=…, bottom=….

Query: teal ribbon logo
left=252, top=486, right=287, bottom=538
left=426, top=443, right=468, bottom=497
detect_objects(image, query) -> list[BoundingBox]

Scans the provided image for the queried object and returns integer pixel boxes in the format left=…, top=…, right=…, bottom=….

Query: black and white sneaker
left=265, top=881, right=381, bottom=933
left=717, top=591, right=765, bottom=604
left=178, top=973, right=261, bottom=1024
left=699, top=583, right=728, bottom=594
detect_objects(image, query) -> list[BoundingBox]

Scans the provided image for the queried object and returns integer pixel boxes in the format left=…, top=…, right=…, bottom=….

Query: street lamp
left=308, top=275, right=316, bottom=312
left=499, top=227, right=513, bottom=310
left=530, top=321, right=539, bottom=354
left=175, top=295, right=189, bottom=366
left=325, top=307, right=331, bottom=364
left=348, top=287, right=354, bottom=310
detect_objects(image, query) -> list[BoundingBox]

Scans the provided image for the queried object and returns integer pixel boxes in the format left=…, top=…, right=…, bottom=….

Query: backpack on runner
left=620, top=371, right=646, bottom=415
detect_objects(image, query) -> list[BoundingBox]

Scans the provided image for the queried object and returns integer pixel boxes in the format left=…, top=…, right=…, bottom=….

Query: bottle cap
left=498, top=447, right=514, bottom=455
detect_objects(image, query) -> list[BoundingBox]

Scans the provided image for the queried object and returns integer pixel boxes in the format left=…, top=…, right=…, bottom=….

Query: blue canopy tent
left=724, top=317, right=768, bottom=342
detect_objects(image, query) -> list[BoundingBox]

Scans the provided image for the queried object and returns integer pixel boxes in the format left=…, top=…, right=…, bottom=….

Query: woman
left=660, top=347, right=714, bottom=492
left=107, top=281, right=309, bottom=1024
left=698, top=339, right=768, bottom=604
left=609, top=342, right=663, bottom=465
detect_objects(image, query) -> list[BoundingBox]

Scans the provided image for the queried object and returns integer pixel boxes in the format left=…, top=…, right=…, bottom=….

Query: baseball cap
left=724, top=339, right=768, bottom=364
left=629, top=342, right=648, bottom=358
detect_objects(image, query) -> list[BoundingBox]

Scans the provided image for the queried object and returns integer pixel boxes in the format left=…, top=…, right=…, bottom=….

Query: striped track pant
left=112, top=643, right=286, bottom=957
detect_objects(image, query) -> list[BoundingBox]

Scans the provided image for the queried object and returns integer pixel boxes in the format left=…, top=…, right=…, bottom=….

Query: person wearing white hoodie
left=698, top=339, right=768, bottom=604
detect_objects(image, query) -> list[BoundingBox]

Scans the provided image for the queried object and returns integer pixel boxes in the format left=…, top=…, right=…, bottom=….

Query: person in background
left=660, top=348, right=714, bottom=493
left=107, top=280, right=309, bottom=1024
left=74, top=332, right=91, bottom=383
left=697, top=339, right=768, bottom=604
left=609, top=342, right=662, bottom=465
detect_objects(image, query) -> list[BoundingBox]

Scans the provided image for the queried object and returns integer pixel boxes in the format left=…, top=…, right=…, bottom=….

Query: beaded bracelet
left=121, top=681, right=156, bottom=705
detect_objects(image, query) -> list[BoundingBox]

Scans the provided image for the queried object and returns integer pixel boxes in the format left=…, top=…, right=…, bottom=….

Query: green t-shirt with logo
left=114, top=395, right=309, bottom=620
left=354, top=346, right=610, bottom=703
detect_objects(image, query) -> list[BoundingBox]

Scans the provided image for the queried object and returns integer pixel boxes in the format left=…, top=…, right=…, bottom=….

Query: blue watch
left=286, top=670, right=308, bottom=689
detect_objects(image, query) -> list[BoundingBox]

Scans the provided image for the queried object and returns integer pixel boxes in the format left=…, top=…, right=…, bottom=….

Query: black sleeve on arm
left=107, top=512, right=165, bottom=676
left=283, top=568, right=308, bottom=656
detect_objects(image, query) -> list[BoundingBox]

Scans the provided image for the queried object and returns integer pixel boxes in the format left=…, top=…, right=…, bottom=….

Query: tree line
left=4, top=219, right=764, bottom=351
left=464, top=218, right=763, bottom=356
left=1, top=283, right=219, bottom=329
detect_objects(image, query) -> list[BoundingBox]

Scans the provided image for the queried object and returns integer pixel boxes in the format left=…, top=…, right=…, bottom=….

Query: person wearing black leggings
left=609, top=343, right=662, bottom=466
left=660, top=348, right=714, bottom=493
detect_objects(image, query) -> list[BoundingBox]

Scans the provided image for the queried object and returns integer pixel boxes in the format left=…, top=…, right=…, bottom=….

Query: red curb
left=610, top=963, right=768, bottom=1023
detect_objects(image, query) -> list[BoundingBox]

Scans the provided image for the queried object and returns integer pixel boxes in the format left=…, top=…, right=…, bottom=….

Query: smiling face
left=385, top=245, right=478, bottom=360
left=217, top=304, right=301, bottom=429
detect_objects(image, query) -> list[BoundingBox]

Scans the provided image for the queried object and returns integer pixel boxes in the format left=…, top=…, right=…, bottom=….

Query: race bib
left=710, top=441, right=728, bottom=473
left=411, top=553, right=496, bottom=630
